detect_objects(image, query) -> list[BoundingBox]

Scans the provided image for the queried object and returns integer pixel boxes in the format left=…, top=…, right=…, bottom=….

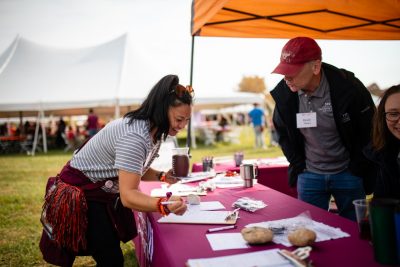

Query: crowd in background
left=0, top=109, right=102, bottom=153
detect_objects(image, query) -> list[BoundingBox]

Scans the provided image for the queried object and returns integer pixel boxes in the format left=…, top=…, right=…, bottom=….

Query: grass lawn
left=0, top=126, right=283, bottom=266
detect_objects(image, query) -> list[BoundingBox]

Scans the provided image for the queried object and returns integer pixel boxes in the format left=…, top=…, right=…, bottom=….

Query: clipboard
left=158, top=210, right=238, bottom=225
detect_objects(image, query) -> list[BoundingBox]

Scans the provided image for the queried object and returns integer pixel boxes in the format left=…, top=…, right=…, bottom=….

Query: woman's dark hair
left=124, top=74, right=194, bottom=141
left=372, top=84, right=400, bottom=150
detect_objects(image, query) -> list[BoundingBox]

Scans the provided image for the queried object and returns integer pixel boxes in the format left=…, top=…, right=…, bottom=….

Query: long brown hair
left=372, top=84, right=400, bottom=150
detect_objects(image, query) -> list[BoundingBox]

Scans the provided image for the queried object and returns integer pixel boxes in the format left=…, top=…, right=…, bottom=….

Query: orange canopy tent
left=191, top=0, right=400, bottom=40
left=186, top=0, right=400, bottom=147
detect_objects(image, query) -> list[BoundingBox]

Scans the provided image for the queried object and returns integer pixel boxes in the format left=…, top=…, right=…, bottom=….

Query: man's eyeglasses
left=171, top=85, right=194, bottom=98
left=385, top=111, right=400, bottom=122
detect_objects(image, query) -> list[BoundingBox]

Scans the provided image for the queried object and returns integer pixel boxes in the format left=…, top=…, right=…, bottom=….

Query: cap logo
left=281, top=50, right=294, bottom=63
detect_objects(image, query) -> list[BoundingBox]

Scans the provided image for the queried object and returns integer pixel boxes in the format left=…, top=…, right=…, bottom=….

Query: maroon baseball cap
left=272, top=37, right=322, bottom=76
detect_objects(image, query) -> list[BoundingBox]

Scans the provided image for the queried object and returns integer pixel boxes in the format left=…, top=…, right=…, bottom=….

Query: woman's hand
left=166, top=195, right=187, bottom=215
left=164, top=169, right=179, bottom=184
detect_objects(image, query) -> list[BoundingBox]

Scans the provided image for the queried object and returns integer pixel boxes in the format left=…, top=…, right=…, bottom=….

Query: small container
left=352, top=199, right=371, bottom=240
left=234, top=152, right=244, bottom=167
left=240, top=163, right=258, bottom=188
left=202, top=156, right=214, bottom=172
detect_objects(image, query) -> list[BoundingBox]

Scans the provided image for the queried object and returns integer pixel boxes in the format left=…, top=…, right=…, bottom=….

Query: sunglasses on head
left=171, top=85, right=194, bottom=98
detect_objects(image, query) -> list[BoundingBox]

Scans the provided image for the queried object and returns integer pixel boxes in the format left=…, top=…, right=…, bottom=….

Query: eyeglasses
left=385, top=111, right=400, bottom=122
left=171, top=85, right=194, bottom=98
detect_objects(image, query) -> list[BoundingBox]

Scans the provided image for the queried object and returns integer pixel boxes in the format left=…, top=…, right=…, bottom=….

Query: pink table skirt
left=192, top=158, right=297, bottom=198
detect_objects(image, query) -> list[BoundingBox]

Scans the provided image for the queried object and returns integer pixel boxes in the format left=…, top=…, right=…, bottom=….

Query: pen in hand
left=161, top=201, right=179, bottom=205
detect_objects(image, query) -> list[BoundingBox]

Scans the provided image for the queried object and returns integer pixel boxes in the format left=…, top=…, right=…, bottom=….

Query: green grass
left=0, top=126, right=282, bottom=266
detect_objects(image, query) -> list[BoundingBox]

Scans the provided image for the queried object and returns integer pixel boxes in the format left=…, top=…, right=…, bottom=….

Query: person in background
left=64, top=126, right=77, bottom=152
left=55, top=117, right=66, bottom=148
left=270, top=37, right=376, bottom=221
left=216, top=115, right=229, bottom=142
left=248, top=102, right=266, bottom=149
left=40, top=74, right=193, bottom=266
left=268, top=117, right=279, bottom=147
left=86, top=108, right=99, bottom=138
left=364, top=85, right=400, bottom=199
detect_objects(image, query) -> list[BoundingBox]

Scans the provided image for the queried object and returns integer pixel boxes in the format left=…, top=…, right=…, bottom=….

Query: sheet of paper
left=158, top=209, right=237, bottom=224
left=179, top=171, right=215, bottom=184
left=187, top=202, right=225, bottom=211
left=206, top=233, right=249, bottom=251
left=199, top=201, right=225, bottom=211
left=212, top=173, right=244, bottom=189
left=150, top=183, right=207, bottom=197
left=186, top=248, right=292, bottom=267
left=257, top=157, right=289, bottom=166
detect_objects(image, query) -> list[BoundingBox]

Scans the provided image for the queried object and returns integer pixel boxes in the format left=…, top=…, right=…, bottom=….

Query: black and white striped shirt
left=70, top=118, right=161, bottom=193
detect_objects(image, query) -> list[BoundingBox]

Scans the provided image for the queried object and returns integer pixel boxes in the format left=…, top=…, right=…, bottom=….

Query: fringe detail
left=42, top=179, right=88, bottom=253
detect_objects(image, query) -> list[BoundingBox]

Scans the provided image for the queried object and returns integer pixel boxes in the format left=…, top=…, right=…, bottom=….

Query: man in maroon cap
left=270, top=37, right=376, bottom=221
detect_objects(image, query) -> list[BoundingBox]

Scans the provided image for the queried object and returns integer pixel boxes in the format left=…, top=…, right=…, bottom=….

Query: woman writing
left=40, top=74, right=193, bottom=266
left=364, top=85, right=400, bottom=199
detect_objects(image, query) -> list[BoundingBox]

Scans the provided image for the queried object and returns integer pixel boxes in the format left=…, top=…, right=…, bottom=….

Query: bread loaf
left=241, top=227, right=274, bottom=245
left=287, top=228, right=316, bottom=246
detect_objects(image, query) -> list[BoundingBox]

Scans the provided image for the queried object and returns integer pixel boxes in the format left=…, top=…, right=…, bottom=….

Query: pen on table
left=207, top=225, right=237, bottom=233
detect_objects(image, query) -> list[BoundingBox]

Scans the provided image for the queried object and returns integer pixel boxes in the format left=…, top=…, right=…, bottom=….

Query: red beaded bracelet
left=157, top=197, right=170, bottom=216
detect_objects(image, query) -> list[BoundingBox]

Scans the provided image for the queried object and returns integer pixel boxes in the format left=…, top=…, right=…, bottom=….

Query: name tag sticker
left=296, top=112, right=317, bottom=128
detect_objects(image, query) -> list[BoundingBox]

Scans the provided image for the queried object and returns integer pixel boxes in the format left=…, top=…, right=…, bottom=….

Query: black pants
left=86, top=201, right=124, bottom=267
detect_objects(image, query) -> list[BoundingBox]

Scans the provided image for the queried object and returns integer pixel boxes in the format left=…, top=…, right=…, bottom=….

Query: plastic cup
left=352, top=199, right=372, bottom=240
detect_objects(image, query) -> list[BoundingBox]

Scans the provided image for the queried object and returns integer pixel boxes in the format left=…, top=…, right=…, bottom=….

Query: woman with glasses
left=40, top=74, right=194, bottom=266
left=364, top=85, right=400, bottom=199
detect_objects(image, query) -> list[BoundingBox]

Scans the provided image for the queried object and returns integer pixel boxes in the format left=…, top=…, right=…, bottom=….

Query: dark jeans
left=297, top=170, right=365, bottom=221
left=86, top=201, right=124, bottom=267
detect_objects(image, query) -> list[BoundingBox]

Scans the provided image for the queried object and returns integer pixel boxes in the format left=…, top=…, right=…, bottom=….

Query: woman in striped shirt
left=40, top=74, right=193, bottom=267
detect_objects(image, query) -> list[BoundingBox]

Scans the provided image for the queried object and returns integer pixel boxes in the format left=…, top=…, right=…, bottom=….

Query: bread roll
left=287, top=228, right=316, bottom=247
left=241, top=227, right=274, bottom=245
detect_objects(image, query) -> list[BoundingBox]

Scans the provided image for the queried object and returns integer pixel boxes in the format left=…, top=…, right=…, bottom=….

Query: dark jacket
left=363, top=137, right=400, bottom=199
left=270, top=63, right=376, bottom=194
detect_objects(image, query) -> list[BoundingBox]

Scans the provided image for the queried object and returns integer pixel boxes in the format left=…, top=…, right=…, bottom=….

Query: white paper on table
left=199, top=201, right=225, bottom=211
left=187, top=202, right=225, bottom=211
left=186, top=248, right=292, bottom=267
left=257, top=157, right=289, bottom=166
left=150, top=183, right=207, bottom=197
left=158, top=209, right=237, bottom=224
left=179, top=171, right=216, bottom=184
left=206, top=233, right=249, bottom=251
left=213, top=173, right=243, bottom=184
left=247, top=218, right=350, bottom=247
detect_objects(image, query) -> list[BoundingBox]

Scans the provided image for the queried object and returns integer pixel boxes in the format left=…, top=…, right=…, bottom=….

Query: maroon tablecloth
left=192, top=158, right=297, bottom=198
left=133, top=182, right=380, bottom=267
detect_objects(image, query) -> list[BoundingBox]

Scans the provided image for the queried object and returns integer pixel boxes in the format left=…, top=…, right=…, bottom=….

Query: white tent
left=0, top=34, right=131, bottom=154
left=192, top=91, right=264, bottom=110
left=0, top=34, right=129, bottom=114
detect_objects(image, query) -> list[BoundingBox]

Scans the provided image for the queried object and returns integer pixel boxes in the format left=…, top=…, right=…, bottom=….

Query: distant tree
left=238, top=75, right=266, bottom=93
left=238, top=75, right=275, bottom=116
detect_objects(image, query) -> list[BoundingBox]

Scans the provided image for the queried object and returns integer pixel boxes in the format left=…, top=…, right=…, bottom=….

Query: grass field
left=0, top=126, right=283, bottom=266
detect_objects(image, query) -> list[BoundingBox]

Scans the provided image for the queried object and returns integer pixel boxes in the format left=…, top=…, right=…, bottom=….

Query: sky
left=0, top=0, right=399, bottom=99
